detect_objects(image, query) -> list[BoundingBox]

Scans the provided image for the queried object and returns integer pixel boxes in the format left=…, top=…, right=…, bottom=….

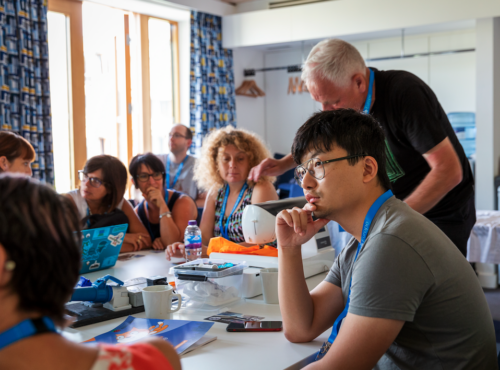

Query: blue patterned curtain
left=189, top=10, right=236, bottom=153
left=0, top=0, right=53, bottom=184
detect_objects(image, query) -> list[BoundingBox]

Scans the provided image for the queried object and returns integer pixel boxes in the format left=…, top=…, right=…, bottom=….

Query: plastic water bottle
left=184, top=220, right=202, bottom=261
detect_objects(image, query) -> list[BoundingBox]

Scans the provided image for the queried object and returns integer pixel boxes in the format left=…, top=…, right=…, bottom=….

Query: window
left=148, top=18, right=178, bottom=154
left=47, top=0, right=181, bottom=193
left=82, top=2, right=128, bottom=166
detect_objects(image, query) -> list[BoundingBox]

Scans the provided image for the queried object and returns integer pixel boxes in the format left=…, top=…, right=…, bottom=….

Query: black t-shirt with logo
left=370, top=68, right=474, bottom=219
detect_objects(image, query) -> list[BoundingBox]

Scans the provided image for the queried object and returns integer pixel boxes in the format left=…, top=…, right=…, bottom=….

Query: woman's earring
left=5, top=261, right=15, bottom=271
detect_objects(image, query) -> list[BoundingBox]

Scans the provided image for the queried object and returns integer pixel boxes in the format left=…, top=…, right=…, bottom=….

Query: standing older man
left=249, top=39, right=475, bottom=256
left=157, top=124, right=206, bottom=207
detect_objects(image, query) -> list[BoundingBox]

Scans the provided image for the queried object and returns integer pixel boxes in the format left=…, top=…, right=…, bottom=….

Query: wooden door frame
left=48, top=0, right=86, bottom=190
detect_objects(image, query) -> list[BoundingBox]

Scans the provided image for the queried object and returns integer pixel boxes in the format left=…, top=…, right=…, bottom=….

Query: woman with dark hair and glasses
left=64, top=155, right=151, bottom=252
left=129, top=153, right=197, bottom=250
left=0, top=174, right=181, bottom=370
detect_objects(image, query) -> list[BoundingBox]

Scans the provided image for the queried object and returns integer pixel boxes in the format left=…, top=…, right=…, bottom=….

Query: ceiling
left=219, top=0, right=257, bottom=3
left=242, top=19, right=476, bottom=51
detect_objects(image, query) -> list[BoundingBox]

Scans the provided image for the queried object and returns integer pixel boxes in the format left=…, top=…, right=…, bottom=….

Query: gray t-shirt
left=157, top=154, right=200, bottom=200
left=325, top=196, right=497, bottom=370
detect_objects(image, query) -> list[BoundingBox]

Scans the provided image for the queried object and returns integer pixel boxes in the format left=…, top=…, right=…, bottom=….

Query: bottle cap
left=188, top=220, right=197, bottom=225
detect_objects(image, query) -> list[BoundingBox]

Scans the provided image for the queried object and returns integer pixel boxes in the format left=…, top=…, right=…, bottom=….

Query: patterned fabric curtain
left=0, top=0, right=53, bottom=184
left=189, top=10, right=236, bottom=154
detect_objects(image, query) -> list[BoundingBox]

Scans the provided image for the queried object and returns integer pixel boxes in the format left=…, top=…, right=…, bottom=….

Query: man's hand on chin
left=276, top=204, right=329, bottom=250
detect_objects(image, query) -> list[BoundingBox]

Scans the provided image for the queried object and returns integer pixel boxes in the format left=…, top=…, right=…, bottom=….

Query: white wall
left=264, top=48, right=320, bottom=155
left=357, top=29, right=477, bottom=113
left=475, top=18, right=500, bottom=209
left=232, top=48, right=267, bottom=140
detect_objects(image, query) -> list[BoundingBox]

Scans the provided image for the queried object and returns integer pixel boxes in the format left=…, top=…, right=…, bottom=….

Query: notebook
left=79, top=224, right=128, bottom=274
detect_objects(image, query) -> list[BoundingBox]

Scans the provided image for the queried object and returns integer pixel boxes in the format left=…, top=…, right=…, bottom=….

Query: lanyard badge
left=314, top=189, right=393, bottom=362
left=363, top=68, right=374, bottom=114
left=166, top=155, right=188, bottom=189
left=219, top=183, right=248, bottom=240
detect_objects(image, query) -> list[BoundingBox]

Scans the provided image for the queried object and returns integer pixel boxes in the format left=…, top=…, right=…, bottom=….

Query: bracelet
left=159, top=211, right=172, bottom=220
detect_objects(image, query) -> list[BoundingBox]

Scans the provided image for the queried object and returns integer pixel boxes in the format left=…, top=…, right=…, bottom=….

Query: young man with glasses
left=276, top=109, right=496, bottom=369
left=157, top=124, right=206, bottom=207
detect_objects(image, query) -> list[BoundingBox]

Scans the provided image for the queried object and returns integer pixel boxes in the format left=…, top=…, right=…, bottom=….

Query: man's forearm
left=404, top=167, right=460, bottom=214
left=283, top=153, right=298, bottom=171
left=278, top=246, right=315, bottom=342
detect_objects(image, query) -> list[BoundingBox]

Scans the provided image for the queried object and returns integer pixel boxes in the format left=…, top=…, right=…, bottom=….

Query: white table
left=64, top=250, right=330, bottom=370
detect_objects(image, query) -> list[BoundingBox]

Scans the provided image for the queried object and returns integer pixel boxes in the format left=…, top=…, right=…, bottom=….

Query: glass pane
left=149, top=18, right=174, bottom=154
left=82, top=2, right=127, bottom=164
left=47, top=11, right=71, bottom=193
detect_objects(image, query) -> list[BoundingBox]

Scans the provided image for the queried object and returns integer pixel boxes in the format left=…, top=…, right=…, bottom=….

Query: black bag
left=81, top=209, right=129, bottom=231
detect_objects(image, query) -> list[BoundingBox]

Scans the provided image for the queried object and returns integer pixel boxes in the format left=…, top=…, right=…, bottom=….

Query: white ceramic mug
left=142, top=285, right=182, bottom=319
left=260, top=268, right=279, bottom=304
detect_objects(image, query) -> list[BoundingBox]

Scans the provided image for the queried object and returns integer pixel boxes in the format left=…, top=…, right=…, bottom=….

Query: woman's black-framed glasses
left=78, top=170, right=105, bottom=188
left=294, top=155, right=367, bottom=185
left=136, top=171, right=164, bottom=183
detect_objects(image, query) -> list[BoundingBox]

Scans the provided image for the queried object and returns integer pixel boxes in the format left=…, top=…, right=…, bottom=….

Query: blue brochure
left=83, top=316, right=214, bottom=354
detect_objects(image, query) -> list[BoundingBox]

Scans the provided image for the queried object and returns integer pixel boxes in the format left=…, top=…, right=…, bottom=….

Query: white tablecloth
left=467, top=210, right=500, bottom=264
left=65, top=250, right=330, bottom=370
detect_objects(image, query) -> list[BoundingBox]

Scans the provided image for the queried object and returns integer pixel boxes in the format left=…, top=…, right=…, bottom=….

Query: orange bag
left=207, top=237, right=278, bottom=257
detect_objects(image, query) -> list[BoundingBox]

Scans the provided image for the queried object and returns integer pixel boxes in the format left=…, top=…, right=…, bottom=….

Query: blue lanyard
left=0, top=317, right=57, bottom=350
left=86, top=204, right=108, bottom=228
left=316, top=189, right=393, bottom=361
left=86, top=207, right=91, bottom=228
left=219, top=182, right=248, bottom=240
left=166, top=155, right=188, bottom=189
left=362, top=68, right=374, bottom=114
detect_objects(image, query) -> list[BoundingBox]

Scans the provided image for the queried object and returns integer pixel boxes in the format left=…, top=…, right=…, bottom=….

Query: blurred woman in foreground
left=0, top=174, right=181, bottom=370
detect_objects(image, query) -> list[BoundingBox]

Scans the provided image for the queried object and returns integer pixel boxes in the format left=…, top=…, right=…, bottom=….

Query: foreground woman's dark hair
left=0, top=174, right=81, bottom=324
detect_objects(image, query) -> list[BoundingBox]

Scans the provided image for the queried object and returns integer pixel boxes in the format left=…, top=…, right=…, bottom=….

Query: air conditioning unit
left=269, top=0, right=331, bottom=9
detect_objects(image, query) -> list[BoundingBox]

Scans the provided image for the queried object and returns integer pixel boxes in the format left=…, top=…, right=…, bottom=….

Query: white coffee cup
left=142, top=285, right=182, bottom=319
left=260, top=268, right=279, bottom=304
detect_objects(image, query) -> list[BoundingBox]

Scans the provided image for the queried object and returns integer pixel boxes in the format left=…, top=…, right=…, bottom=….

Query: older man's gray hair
left=302, top=39, right=366, bottom=88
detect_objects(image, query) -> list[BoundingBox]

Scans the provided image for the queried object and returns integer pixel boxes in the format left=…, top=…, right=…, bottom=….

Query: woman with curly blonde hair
left=165, top=126, right=278, bottom=259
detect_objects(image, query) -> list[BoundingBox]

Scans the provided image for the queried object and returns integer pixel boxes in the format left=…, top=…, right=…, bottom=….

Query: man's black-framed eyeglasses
left=78, top=170, right=106, bottom=188
left=169, top=133, right=187, bottom=139
left=294, top=154, right=367, bottom=185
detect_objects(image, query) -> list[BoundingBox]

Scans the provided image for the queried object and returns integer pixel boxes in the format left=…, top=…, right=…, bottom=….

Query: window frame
left=47, top=0, right=181, bottom=189
left=48, top=0, right=86, bottom=190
